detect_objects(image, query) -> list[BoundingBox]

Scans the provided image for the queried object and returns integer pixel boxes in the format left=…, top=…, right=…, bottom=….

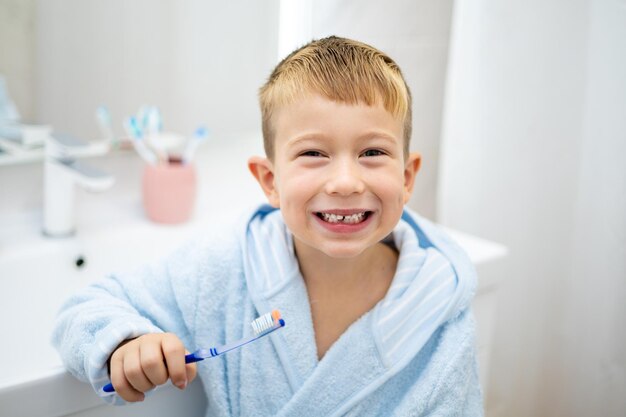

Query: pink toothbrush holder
left=142, top=163, right=197, bottom=224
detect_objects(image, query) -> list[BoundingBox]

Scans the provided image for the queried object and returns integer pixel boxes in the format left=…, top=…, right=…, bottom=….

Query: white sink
left=0, top=224, right=196, bottom=389
left=0, top=221, right=214, bottom=417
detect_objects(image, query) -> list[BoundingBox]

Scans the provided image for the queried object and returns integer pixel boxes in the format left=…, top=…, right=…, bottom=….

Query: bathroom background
left=1, top=1, right=624, bottom=416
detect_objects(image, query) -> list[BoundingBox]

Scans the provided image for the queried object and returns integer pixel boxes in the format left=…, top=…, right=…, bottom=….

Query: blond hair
left=259, top=36, right=412, bottom=159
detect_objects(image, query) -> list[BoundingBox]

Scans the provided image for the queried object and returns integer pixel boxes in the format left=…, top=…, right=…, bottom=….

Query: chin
left=318, top=243, right=371, bottom=259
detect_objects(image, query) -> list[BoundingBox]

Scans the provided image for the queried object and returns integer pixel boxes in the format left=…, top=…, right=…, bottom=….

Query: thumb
left=184, top=350, right=198, bottom=385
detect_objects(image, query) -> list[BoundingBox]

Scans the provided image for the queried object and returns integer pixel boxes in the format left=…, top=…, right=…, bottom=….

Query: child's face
left=249, top=93, right=421, bottom=259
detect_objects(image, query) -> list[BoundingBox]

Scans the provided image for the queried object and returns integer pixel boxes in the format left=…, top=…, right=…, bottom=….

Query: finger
left=184, top=350, right=198, bottom=384
left=140, top=340, right=169, bottom=387
left=161, top=334, right=188, bottom=389
left=110, top=347, right=145, bottom=402
left=123, top=345, right=155, bottom=394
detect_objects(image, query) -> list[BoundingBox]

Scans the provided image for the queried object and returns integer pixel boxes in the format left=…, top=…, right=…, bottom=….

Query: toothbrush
left=137, top=105, right=151, bottom=132
left=123, top=116, right=158, bottom=165
left=136, top=106, right=161, bottom=136
left=146, top=106, right=162, bottom=135
left=182, top=126, right=209, bottom=165
left=102, top=310, right=285, bottom=394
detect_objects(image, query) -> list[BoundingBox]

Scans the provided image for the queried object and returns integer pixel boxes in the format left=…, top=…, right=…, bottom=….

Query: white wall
left=0, top=0, right=36, bottom=120
left=308, top=0, right=454, bottom=219
left=35, top=0, right=279, bottom=140
left=548, top=1, right=626, bottom=414
left=439, top=0, right=626, bottom=415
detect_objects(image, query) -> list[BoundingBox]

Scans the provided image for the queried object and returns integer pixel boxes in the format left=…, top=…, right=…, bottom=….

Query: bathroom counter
left=0, top=131, right=507, bottom=417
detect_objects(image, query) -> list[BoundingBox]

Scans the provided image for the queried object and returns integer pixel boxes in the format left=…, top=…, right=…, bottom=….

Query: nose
left=323, top=158, right=365, bottom=196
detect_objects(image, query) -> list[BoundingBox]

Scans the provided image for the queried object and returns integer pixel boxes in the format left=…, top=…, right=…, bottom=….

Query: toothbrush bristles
left=271, top=309, right=281, bottom=322
left=251, top=310, right=281, bottom=335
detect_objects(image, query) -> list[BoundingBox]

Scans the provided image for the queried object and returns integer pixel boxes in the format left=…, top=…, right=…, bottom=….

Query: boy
left=53, top=36, right=482, bottom=416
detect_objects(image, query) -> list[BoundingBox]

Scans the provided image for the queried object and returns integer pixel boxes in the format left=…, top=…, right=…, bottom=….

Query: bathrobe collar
left=240, top=204, right=477, bottom=416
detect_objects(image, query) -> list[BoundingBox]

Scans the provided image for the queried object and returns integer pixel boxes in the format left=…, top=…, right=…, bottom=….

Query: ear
left=402, top=152, right=422, bottom=204
left=248, top=156, right=280, bottom=207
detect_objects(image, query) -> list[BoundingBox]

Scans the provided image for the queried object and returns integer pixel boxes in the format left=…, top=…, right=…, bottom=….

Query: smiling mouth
left=315, top=211, right=372, bottom=224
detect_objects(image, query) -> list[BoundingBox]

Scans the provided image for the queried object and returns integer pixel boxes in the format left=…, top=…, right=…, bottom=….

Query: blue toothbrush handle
left=184, top=351, right=207, bottom=363
left=102, top=318, right=284, bottom=394
left=102, top=352, right=205, bottom=393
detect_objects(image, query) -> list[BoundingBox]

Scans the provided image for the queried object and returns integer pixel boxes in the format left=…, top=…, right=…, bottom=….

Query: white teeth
left=320, top=212, right=366, bottom=224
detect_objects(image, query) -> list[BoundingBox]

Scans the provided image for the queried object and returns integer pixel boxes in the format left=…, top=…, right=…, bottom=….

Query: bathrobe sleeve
left=51, top=229, right=226, bottom=405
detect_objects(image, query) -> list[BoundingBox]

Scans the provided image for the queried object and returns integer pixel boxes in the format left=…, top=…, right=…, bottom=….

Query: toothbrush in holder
left=124, top=116, right=158, bottom=165
left=102, top=310, right=285, bottom=394
left=182, top=126, right=209, bottom=165
left=146, top=106, right=162, bottom=136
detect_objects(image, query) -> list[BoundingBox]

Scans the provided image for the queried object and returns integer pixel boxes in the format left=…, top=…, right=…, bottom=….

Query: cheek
left=283, top=164, right=317, bottom=189
left=277, top=170, right=313, bottom=208
left=367, top=168, right=406, bottom=200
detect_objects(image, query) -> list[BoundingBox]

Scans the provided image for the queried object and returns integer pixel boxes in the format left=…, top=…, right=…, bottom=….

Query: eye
left=361, top=149, right=386, bottom=157
left=300, top=150, right=324, bottom=157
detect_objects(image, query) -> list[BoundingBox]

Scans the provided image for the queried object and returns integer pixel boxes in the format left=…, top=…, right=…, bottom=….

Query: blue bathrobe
left=52, top=204, right=483, bottom=416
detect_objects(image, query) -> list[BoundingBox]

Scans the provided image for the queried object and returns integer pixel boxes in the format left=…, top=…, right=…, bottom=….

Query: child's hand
left=108, top=333, right=197, bottom=402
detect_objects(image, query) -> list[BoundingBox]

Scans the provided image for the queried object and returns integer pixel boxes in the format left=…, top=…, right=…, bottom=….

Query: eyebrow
left=285, top=134, right=323, bottom=147
left=286, top=131, right=399, bottom=147
left=360, top=131, right=399, bottom=144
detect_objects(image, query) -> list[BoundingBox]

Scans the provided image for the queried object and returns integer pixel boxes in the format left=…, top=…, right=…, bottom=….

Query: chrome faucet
left=43, top=133, right=114, bottom=237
